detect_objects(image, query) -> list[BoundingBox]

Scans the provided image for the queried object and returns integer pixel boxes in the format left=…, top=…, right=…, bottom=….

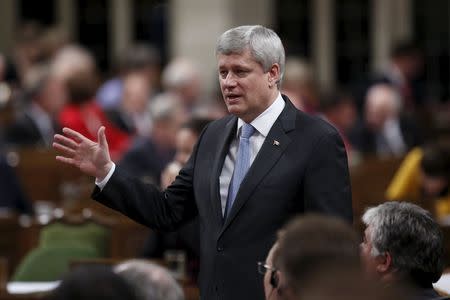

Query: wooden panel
left=9, top=148, right=91, bottom=205
left=350, top=156, right=404, bottom=231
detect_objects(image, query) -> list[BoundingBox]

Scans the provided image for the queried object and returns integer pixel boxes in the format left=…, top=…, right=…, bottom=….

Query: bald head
left=365, top=84, right=401, bottom=130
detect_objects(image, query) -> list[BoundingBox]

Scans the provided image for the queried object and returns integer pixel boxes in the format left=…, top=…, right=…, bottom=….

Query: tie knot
left=241, top=123, right=255, bottom=139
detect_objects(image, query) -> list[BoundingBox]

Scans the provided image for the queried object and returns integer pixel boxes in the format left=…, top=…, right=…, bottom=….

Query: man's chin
left=226, top=104, right=244, bottom=116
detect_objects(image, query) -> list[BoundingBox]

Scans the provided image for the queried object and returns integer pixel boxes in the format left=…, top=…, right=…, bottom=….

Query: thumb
left=98, top=126, right=108, bottom=148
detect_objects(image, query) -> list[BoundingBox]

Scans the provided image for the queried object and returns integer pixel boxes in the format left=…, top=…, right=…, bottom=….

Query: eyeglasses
left=257, top=261, right=277, bottom=275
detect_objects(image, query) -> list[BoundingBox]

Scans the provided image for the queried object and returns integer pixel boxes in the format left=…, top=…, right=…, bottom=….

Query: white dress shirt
left=376, top=117, right=406, bottom=156
left=219, top=93, right=285, bottom=215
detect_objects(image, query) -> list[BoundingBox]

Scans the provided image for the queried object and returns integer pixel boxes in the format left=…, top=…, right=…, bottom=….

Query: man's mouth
left=226, top=94, right=241, bottom=102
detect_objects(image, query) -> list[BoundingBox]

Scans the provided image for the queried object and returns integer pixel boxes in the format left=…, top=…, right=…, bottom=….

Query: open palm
left=53, top=126, right=113, bottom=180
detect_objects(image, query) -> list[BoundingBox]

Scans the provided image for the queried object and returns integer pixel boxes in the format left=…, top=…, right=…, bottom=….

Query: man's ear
left=268, top=63, right=281, bottom=87
left=375, top=252, right=392, bottom=273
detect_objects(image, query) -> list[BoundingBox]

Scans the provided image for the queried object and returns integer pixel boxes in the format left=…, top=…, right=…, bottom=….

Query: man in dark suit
left=53, top=25, right=352, bottom=300
left=4, top=64, right=66, bottom=147
left=350, top=83, right=422, bottom=158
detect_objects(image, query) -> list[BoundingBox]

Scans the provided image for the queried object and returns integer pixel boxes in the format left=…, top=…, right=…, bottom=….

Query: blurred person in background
left=11, top=22, right=45, bottom=86
left=58, top=67, right=130, bottom=159
left=386, top=142, right=450, bottom=221
left=160, top=117, right=212, bottom=189
left=119, top=93, right=186, bottom=185
left=350, top=83, right=422, bottom=158
left=39, top=27, right=71, bottom=61
left=319, top=90, right=357, bottom=163
left=97, top=44, right=160, bottom=110
left=141, top=117, right=211, bottom=281
left=115, top=259, right=184, bottom=300
left=4, top=64, right=66, bottom=147
left=106, top=73, right=153, bottom=137
left=161, top=57, right=203, bottom=115
left=281, top=57, right=320, bottom=114
left=51, top=45, right=96, bottom=82
left=354, top=41, right=425, bottom=116
left=360, top=202, right=444, bottom=300
left=375, top=41, right=424, bottom=113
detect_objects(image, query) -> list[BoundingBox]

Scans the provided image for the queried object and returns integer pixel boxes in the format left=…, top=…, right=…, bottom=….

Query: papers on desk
left=434, top=274, right=450, bottom=295
left=7, top=281, right=60, bottom=294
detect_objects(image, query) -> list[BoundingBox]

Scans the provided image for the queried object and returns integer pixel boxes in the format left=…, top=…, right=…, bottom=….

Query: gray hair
left=216, top=25, right=285, bottom=88
left=114, top=259, right=184, bottom=300
left=162, top=58, right=199, bottom=90
left=362, top=202, right=443, bottom=285
left=149, top=92, right=183, bottom=122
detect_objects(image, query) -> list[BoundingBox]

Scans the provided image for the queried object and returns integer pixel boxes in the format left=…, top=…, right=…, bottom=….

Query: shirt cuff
left=95, top=163, right=116, bottom=191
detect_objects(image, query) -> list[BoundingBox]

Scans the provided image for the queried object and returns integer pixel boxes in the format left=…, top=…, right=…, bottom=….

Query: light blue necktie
left=225, top=123, right=255, bottom=219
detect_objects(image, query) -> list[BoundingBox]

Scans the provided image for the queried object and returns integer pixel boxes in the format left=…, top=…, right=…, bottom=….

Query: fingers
left=54, top=134, right=79, bottom=149
left=53, top=142, right=76, bottom=156
left=97, top=126, right=108, bottom=148
left=62, top=127, right=89, bottom=143
left=55, top=155, right=76, bottom=166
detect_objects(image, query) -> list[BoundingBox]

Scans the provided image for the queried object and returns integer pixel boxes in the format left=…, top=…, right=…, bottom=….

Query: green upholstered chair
left=12, top=245, right=100, bottom=281
left=12, top=220, right=110, bottom=281
left=39, top=222, right=110, bottom=255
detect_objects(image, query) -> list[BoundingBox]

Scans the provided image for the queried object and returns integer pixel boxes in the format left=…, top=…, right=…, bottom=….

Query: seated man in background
left=361, top=201, right=444, bottom=300
left=115, top=259, right=184, bottom=300
left=275, top=214, right=360, bottom=300
left=4, top=63, right=66, bottom=147
left=118, top=93, right=186, bottom=185
left=350, top=83, right=422, bottom=158
left=386, top=143, right=450, bottom=221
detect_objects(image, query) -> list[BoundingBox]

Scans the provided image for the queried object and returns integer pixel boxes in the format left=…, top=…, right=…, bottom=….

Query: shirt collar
left=237, top=92, right=285, bottom=138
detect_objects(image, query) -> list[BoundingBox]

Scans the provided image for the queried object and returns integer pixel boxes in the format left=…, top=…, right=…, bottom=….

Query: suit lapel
left=210, top=116, right=237, bottom=223
left=219, top=97, right=297, bottom=236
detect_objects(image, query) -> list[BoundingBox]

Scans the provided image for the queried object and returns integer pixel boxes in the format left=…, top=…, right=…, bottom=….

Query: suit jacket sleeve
left=92, top=127, right=207, bottom=231
left=303, top=128, right=353, bottom=222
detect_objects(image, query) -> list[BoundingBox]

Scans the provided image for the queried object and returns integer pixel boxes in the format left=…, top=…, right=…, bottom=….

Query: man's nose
left=223, top=73, right=237, bottom=87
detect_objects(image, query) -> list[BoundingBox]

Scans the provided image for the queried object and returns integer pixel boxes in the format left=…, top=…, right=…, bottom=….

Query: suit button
left=217, top=246, right=224, bottom=252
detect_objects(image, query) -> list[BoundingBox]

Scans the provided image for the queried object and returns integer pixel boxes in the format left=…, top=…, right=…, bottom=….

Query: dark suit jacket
left=118, top=137, right=174, bottom=185
left=93, top=96, right=352, bottom=300
left=4, top=113, right=49, bottom=147
left=349, top=115, right=422, bottom=156
left=105, top=109, right=136, bottom=134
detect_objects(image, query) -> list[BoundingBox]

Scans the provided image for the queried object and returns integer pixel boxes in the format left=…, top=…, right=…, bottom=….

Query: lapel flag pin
left=273, top=140, right=280, bottom=146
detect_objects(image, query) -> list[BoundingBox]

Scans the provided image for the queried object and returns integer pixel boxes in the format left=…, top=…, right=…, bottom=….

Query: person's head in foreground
left=275, top=214, right=360, bottom=300
left=48, top=265, right=138, bottom=300
left=115, top=259, right=184, bottom=300
left=361, top=201, right=444, bottom=294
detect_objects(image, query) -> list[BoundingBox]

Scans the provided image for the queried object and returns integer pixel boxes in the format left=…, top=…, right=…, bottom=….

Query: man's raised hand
left=53, top=126, right=113, bottom=180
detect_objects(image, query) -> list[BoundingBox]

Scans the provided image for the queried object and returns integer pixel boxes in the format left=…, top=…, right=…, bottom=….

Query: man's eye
left=219, top=71, right=228, bottom=78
